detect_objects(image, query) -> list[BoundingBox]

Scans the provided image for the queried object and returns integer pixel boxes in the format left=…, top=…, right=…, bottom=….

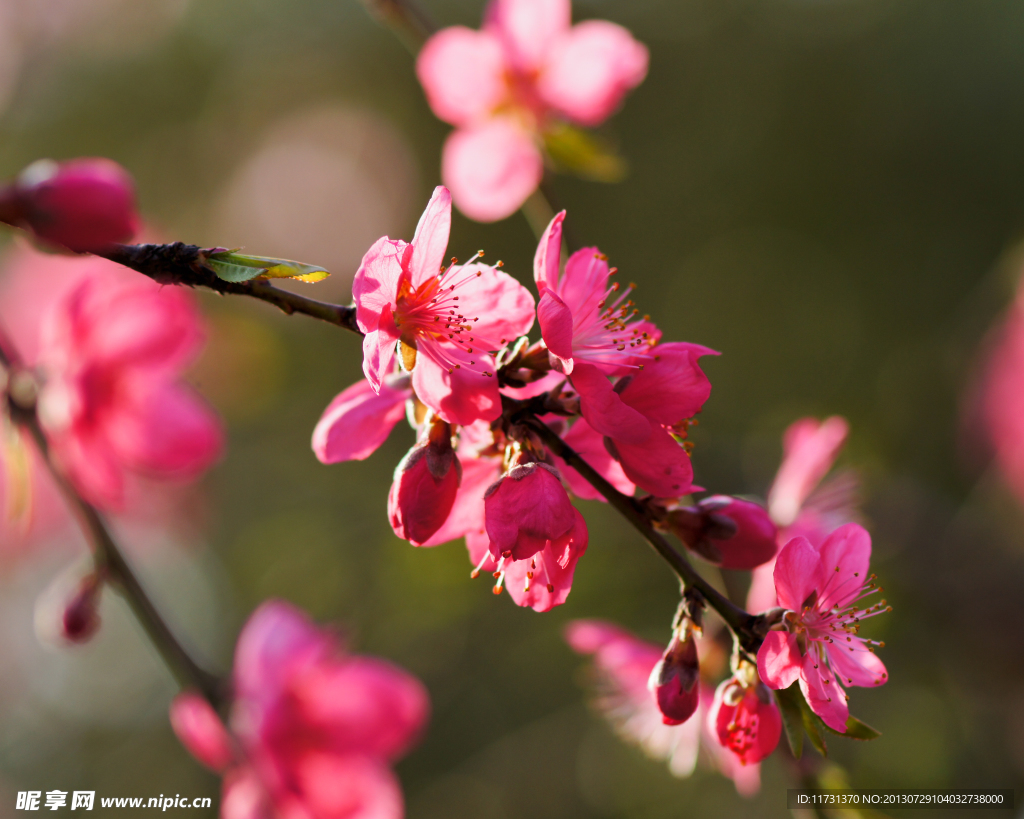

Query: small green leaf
left=775, top=684, right=805, bottom=759
left=543, top=123, right=627, bottom=183
left=823, top=714, right=882, bottom=741
left=800, top=703, right=829, bottom=757
left=205, top=251, right=330, bottom=283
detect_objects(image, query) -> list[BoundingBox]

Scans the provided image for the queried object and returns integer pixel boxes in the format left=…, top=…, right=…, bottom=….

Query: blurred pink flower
left=0, top=158, right=138, bottom=252
left=747, top=416, right=857, bottom=613
left=172, top=600, right=430, bottom=819
left=708, top=676, right=781, bottom=766
left=565, top=620, right=761, bottom=794
left=36, top=271, right=222, bottom=509
left=352, top=186, right=535, bottom=425
left=416, top=0, right=648, bottom=221
left=756, top=524, right=888, bottom=733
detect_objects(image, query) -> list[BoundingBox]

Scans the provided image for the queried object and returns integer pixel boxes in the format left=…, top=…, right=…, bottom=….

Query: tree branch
left=0, top=329, right=226, bottom=710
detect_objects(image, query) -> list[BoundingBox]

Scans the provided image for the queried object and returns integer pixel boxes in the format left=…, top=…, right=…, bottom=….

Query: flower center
left=569, top=269, right=656, bottom=368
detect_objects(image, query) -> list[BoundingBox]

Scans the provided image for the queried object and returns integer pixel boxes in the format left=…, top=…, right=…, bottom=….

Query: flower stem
left=0, top=329, right=226, bottom=710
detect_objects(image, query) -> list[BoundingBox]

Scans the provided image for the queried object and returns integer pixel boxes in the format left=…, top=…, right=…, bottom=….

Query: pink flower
left=171, top=600, right=430, bottom=819
left=756, top=524, right=889, bottom=733
left=35, top=273, right=223, bottom=509
left=312, top=375, right=412, bottom=464
left=352, top=186, right=535, bottom=425
left=484, top=461, right=577, bottom=561
left=565, top=620, right=762, bottom=793
left=388, top=420, right=462, bottom=547
left=416, top=0, right=648, bottom=221
left=0, top=158, right=139, bottom=252
left=747, top=416, right=856, bottom=613
left=708, top=676, right=781, bottom=766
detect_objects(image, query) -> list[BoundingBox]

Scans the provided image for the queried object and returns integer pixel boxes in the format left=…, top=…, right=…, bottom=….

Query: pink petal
left=409, top=186, right=452, bottom=286
left=826, top=638, right=888, bottom=689
left=169, top=692, right=235, bottom=772
left=537, top=288, right=575, bottom=364
left=484, top=0, right=570, bottom=72
left=499, top=370, right=566, bottom=400
left=388, top=446, right=462, bottom=546
left=504, top=508, right=587, bottom=612
left=539, top=21, right=649, bottom=126
left=360, top=306, right=399, bottom=393
left=555, top=417, right=635, bottom=501
left=768, top=416, right=849, bottom=526
left=571, top=362, right=650, bottom=444
left=448, top=262, right=536, bottom=346
left=352, top=237, right=408, bottom=335
left=422, top=457, right=500, bottom=547
left=772, top=536, right=820, bottom=612
left=814, top=522, right=871, bottom=610
left=756, top=631, right=802, bottom=690
left=312, top=377, right=411, bottom=464
left=608, top=424, right=693, bottom=498
left=50, top=425, right=125, bottom=510
left=799, top=652, right=849, bottom=733
left=533, top=211, right=565, bottom=290
left=288, top=752, right=404, bottom=819
left=557, top=246, right=611, bottom=318
left=617, top=343, right=717, bottom=426
left=442, top=121, right=543, bottom=223
left=746, top=558, right=779, bottom=613
left=284, top=656, right=430, bottom=762
left=416, top=27, right=508, bottom=127
left=412, top=344, right=501, bottom=425
left=484, top=462, right=576, bottom=561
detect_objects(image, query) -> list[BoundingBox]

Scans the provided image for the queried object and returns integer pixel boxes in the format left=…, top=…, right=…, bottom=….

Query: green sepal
left=543, top=123, right=627, bottom=183
left=205, top=251, right=330, bottom=283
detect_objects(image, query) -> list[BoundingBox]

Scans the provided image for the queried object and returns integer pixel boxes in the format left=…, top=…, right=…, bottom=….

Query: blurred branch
left=0, top=328, right=226, bottom=710
left=99, top=243, right=360, bottom=334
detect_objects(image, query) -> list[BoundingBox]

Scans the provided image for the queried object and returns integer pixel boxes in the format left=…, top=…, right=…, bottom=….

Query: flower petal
left=412, top=344, right=501, bottom=425
left=608, top=424, right=693, bottom=498
left=571, top=361, right=650, bottom=444
left=768, top=416, right=848, bottom=526
left=826, top=637, right=888, bottom=689
left=409, top=186, right=452, bottom=286
left=618, top=342, right=717, bottom=426
left=169, top=692, right=234, bottom=773
left=442, top=121, right=543, bottom=223
left=799, top=651, right=849, bottom=733
left=772, top=536, right=820, bottom=612
left=352, top=237, right=407, bottom=334
left=504, top=508, right=587, bottom=612
left=485, top=0, right=570, bottom=72
left=756, top=631, right=802, bottom=690
left=537, top=288, right=575, bottom=364
left=555, top=417, right=635, bottom=500
left=814, top=522, right=872, bottom=610
left=360, top=305, right=399, bottom=393
left=448, top=262, right=536, bottom=347
left=557, top=246, right=611, bottom=318
left=422, top=455, right=501, bottom=546
left=287, top=752, right=405, bottom=819
left=416, top=27, right=508, bottom=126
left=312, top=377, right=411, bottom=464
left=534, top=210, right=565, bottom=290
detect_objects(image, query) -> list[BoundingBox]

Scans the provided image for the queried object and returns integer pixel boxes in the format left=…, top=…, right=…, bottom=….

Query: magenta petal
left=814, top=522, right=872, bottom=609
left=442, top=121, right=543, bottom=223
left=557, top=246, right=611, bottom=318
left=537, top=288, right=575, bottom=364
left=422, top=456, right=500, bottom=546
left=409, top=186, right=452, bottom=286
left=449, top=262, right=536, bottom=345
left=799, top=652, right=849, bottom=732
left=169, top=692, right=234, bottom=773
left=534, top=211, right=565, bottom=290
left=618, top=342, right=717, bottom=425
left=538, top=21, right=649, bottom=127
left=485, top=0, right=570, bottom=72
left=416, top=27, right=508, bottom=127
left=312, top=377, right=410, bottom=464
left=826, top=638, right=888, bottom=689
left=610, top=424, right=693, bottom=498
left=571, top=362, right=650, bottom=444
left=412, top=346, right=501, bottom=425
left=556, top=417, right=635, bottom=500
left=772, top=536, right=820, bottom=611
left=288, top=752, right=404, bottom=819
left=756, top=631, right=802, bottom=690
left=352, top=237, right=407, bottom=334
left=484, top=463, right=576, bottom=561
left=504, top=508, right=588, bottom=612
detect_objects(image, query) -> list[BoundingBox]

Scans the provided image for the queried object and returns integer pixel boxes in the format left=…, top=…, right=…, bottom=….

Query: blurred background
left=1, top=0, right=1024, bottom=816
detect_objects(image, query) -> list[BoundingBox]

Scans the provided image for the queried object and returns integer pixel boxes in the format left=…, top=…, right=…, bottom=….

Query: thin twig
left=0, top=330, right=225, bottom=709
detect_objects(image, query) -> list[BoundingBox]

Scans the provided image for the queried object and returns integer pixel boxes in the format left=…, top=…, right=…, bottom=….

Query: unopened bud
left=388, top=418, right=461, bottom=546
left=35, top=565, right=104, bottom=646
left=484, top=461, right=575, bottom=562
left=671, top=496, right=778, bottom=570
left=2, top=158, right=138, bottom=253
left=648, top=622, right=700, bottom=725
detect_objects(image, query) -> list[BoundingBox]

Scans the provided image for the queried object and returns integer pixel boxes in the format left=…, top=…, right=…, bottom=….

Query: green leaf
left=205, top=251, right=330, bottom=283
left=775, top=684, right=805, bottom=759
left=543, top=123, right=627, bottom=183
left=823, top=714, right=882, bottom=741
left=800, top=700, right=829, bottom=758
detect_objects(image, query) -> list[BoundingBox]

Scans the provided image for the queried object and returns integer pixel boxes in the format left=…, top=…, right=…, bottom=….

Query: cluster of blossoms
left=416, top=0, right=648, bottom=221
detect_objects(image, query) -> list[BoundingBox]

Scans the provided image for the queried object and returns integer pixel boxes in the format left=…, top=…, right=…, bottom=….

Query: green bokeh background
left=2, top=0, right=1024, bottom=816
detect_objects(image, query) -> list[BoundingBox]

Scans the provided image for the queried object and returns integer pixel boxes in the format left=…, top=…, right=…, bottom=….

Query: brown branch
left=0, top=330, right=226, bottom=710
left=98, top=243, right=360, bottom=335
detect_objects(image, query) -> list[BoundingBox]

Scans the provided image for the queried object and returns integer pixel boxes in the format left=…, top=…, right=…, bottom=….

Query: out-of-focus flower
left=565, top=619, right=762, bottom=794
left=756, top=524, right=889, bottom=733
left=171, top=600, right=430, bottom=819
left=389, top=417, right=462, bottom=546
left=352, top=185, right=535, bottom=425
left=0, top=158, right=138, bottom=252
left=708, top=670, right=781, bottom=766
left=35, top=271, right=222, bottom=509
left=416, top=0, right=648, bottom=221
left=747, top=416, right=857, bottom=613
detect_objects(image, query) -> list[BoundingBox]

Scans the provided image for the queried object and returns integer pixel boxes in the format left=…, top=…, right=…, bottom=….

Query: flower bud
left=709, top=675, right=782, bottom=765
left=648, top=623, right=700, bottom=725
left=672, top=496, right=778, bottom=570
left=34, top=566, right=104, bottom=646
left=388, top=419, right=462, bottom=546
left=2, top=158, right=138, bottom=252
left=484, top=461, right=576, bottom=561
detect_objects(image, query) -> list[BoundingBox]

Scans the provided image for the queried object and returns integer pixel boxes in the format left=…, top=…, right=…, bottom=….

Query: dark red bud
left=35, top=568, right=104, bottom=646
left=688, top=496, right=778, bottom=570
left=388, top=421, right=461, bottom=546
left=648, top=625, right=700, bottom=725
